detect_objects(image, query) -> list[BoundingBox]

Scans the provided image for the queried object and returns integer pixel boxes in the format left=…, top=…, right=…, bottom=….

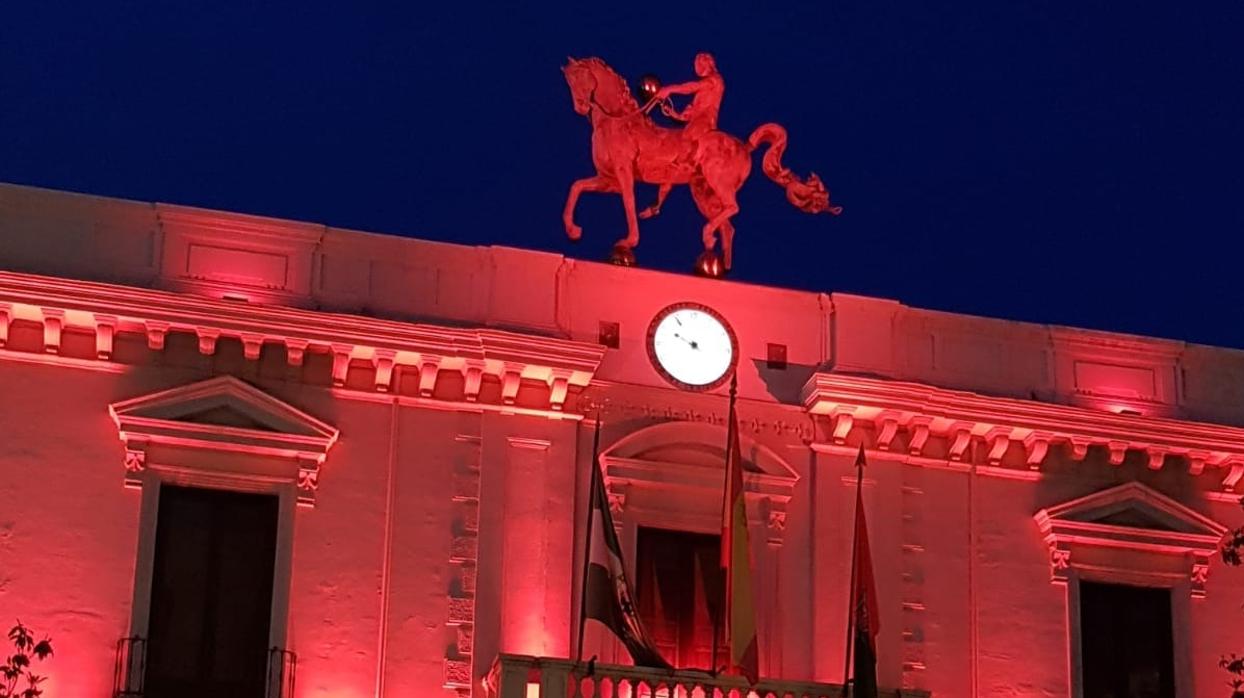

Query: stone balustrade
left=484, top=654, right=928, bottom=698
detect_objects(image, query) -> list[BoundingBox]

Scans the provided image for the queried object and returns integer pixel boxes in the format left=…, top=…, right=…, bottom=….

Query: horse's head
left=563, top=57, right=595, bottom=116
left=562, top=57, right=639, bottom=117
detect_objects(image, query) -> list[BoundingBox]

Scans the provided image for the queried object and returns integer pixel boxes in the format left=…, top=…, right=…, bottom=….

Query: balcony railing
left=112, top=636, right=296, bottom=698
left=113, top=635, right=146, bottom=698
left=485, top=654, right=929, bottom=698
left=266, top=646, right=297, bottom=698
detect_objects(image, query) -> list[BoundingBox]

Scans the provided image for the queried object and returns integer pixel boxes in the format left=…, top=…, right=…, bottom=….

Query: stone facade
left=1, top=181, right=1243, bottom=696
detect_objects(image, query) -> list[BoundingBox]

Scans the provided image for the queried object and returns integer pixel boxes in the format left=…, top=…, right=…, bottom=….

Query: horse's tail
left=746, top=123, right=842, bottom=215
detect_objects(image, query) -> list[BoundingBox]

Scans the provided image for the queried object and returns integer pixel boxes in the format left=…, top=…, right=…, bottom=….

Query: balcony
left=112, top=636, right=297, bottom=698
left=485, top=655, right=928, bottom=698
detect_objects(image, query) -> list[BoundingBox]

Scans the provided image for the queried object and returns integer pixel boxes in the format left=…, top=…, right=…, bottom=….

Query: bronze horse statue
left=562, top=56, right=840, bottom=272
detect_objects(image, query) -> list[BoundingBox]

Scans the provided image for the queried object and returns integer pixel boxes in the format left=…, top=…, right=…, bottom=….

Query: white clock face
left=649, top=305, right=736, bottom=389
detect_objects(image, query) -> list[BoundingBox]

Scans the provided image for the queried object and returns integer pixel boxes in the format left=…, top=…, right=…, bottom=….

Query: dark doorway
left=144, top=485, right=279, bottom=698
left=634, top=527, right=724, bottom=671
left=1080, top=581, right=1176, bottom=698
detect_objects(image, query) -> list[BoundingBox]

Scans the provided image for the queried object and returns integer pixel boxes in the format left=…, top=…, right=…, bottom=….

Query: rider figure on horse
left=655, top=52, right=724, bottom=147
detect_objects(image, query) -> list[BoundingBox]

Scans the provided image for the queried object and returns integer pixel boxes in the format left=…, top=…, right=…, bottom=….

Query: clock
left=647, top=303, right=738, bottom=391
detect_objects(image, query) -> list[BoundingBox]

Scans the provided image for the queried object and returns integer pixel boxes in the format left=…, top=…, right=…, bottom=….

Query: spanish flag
left=721, top=377, right=759, bottom=683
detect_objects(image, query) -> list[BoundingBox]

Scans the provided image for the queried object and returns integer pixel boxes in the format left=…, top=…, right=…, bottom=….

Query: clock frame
left=645, top=302, right=739, bottom=392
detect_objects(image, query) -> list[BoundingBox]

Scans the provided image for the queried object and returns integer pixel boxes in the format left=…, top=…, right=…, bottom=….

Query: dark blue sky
left=3, top=4, right=1242, bottom=347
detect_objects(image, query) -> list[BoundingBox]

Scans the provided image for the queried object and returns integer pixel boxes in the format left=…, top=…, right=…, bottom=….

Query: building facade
left=1, top=181, right=1243, bottom=697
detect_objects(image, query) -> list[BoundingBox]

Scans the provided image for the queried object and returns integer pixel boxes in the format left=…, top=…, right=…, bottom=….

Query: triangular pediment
left=109, top=375, right=338, bottom=441
left=1036, top=482, right=1226, bottom=538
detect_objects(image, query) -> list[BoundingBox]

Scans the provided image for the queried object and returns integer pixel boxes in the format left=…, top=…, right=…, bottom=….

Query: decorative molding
left=240, top=334, right=264, bottom=361
left=296, top=458, right=320, bottom=506
left=418, top=356, right=440, bottom=397
left=1024, top=432, right=1051, bottom=470
left=599, top=421, right=799, bottom=546
left=985, top=427, right=1012, bottom=466
left=462, top=361, right=484, bottom=402
left=284, top=338, right=308, bottom=366
left=374, top=350, right=396, bottom=393
left=1047, top=544, right=1072, bottom=582
left=0, top=271, right=606, bottom=415
left=765, top=504, right=787, bottom=546
left=123, top=446, right=147, bottom=489
left=331, top=345, right=352, bottom=387
left=109, top=375, right=339, bottom=505
left=875, top=414, right=899, bottom=451
left=1032, top=481, right=1227, bottom=597
left=830, top=409, right=855, bottom=445
left=195, top=327, right=219, bottom=355
left=607, top=490, right=627, bottom=517
left=40, top=307, right=63, bottom=354
left=145, top=321, right=168, bottom=350
left=803, top=372, right=1244, bottom=484
left=95, top=315, right=117, bottom=360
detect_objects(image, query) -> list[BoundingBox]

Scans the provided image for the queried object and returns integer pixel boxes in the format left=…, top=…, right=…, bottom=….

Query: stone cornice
left=0, top=271, right=604, bottom=412
left=802, top=372, right=1244, bottom=489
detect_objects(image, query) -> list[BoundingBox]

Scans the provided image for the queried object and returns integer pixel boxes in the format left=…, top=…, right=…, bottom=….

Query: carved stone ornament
left=124, top=448, right=146, bottom=473
left=109, top=376, right=340, bottom=504
left=1048, top=544, right=1072, bottom=583
left=1191, top=555, right=1211, bottom=599
left=123, top=448, right=147, bottom=488
left=1033, top=482, right=1228, bottom=596
left=297, top=462, right=320, bottom=506
left=607, top=490, right=626, bottom=517
left=562, top=55, right=839, bottom=275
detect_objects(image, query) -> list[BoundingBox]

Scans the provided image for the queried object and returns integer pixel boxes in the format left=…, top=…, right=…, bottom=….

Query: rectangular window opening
left=144, top=485, right=280, bottom=698
left=634, top=527, right=724, bottom=671
left=1080, top=581, right=1175, bottom=698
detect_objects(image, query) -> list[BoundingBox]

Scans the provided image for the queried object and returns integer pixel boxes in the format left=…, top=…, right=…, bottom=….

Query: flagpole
left=576, top=414, right=603, bottom=663
left=712, top=371, right=738, bottom=676
left=842, top=446, right=865, bottom=696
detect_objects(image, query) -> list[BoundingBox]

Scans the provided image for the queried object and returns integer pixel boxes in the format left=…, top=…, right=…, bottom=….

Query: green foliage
left=1, top=622, right=53, bottom=698
left=1222, top=499, right=1244, bottom=696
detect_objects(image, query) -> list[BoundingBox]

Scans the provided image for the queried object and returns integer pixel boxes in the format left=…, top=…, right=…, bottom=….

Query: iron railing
left=266, top=646, right=297, bottom=698
left=112, top=636, right=295, bottom=698
left=112, top=635, right=146, bottom=697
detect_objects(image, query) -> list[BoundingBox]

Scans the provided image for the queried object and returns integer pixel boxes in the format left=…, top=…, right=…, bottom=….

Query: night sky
left=3, top=4, right=1242, bottom=347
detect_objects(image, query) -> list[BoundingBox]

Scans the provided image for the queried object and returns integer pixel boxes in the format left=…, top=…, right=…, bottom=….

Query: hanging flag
left=580, top=425, right=670, bottom=669
left=849, top=447, right=880, bottom=698
left=721, top=378, right=759, bottom=683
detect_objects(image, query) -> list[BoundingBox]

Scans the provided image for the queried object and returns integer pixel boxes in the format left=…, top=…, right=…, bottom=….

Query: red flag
left=721, top=382, right=759, bottom=683
left=849, top=446, right=880, bottom=698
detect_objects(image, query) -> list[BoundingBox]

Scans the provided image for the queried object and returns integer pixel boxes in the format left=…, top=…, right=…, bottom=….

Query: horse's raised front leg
left=563, top=175, right=615, bottom=241
left=639, top=183, right=672, bottom=220
left=615, top=168, right=640, bottom=250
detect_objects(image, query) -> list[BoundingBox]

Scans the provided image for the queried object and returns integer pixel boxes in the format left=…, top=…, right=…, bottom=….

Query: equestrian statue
left=562, top=54, right=841, bottom=275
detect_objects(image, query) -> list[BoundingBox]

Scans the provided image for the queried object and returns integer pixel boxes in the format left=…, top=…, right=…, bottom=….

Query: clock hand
left=673, top=333, right=699, bottom=350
